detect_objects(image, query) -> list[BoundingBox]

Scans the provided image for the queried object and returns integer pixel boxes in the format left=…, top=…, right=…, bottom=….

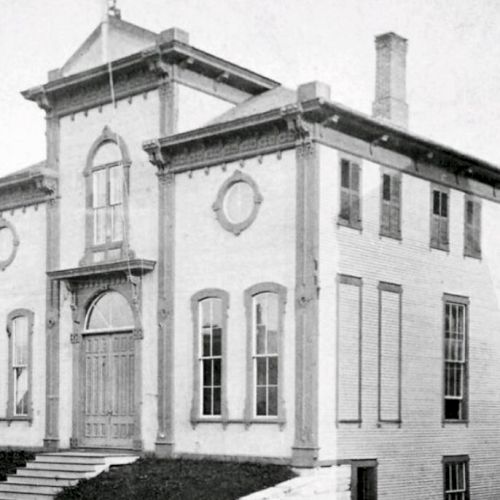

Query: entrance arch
left=79, top=290, right=137, bottom=448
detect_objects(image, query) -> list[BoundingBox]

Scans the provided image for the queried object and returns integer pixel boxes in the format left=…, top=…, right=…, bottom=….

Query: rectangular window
left=443, top=456, right=469, bottom=500
left=380, top=170, right=401, bottom=238
left=444, top=296, right=468, bottom=421
left=378, top=282, right=402, bottom=423
left=339, top=158, right=361, bottom=229
left=200, top=298, right=222, bottom=416
left=337, top=275, right=362, bottom=423
left=464, top=196, right=481, bottom=258
left=431, top=186, right=449, bottom=250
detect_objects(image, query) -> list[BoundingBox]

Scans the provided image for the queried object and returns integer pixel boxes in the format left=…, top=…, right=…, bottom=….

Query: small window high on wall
left=464, top=196, right=481, bottom=259
left=7, top=309, right=34, bottom=420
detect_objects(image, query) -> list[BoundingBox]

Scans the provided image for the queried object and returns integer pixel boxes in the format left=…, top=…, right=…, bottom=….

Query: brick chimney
left=372, top=32, right=408, bottom=129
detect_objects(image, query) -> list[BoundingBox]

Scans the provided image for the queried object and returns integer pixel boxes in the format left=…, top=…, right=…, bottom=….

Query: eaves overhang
left=0, top=163, right=58, bottom=211
left=21, top=40, right=280, bottom=108
left=143, top=96, right=500, bottom=188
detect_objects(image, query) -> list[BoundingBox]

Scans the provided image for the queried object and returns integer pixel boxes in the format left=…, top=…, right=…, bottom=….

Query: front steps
left=0, top=451, right=139, bottom=500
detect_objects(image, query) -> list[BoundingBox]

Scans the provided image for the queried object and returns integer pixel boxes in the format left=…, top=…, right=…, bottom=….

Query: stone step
left=0, top=493, right=53, bottom=500
left=0, top=483, right=59, bottom=495
left=7, top=475, right=78, bottom=487
left=26, top=462, right=97, bottom=472
left=35, top=454, right=105, bottom=465
left=15, top=468, right=91, bottom=480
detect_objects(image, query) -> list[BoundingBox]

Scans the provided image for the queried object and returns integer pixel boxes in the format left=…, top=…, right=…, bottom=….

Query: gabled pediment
left=61, top=15, right=157, bottom=77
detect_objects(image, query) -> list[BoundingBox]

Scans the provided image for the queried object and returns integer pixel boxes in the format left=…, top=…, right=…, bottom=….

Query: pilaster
left=292, top=137, right=320, bottom=467
left=44, top=110, right=61, bottom=451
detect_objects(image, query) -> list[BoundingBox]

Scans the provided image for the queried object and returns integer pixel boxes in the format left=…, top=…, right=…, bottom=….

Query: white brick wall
left=318, top=143, right=500, bottom=498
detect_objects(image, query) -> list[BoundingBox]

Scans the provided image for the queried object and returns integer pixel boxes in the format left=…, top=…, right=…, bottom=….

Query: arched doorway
left=80, top=291, right=135, bottom=448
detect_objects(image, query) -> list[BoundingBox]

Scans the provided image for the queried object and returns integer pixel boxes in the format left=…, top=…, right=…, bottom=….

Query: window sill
left=430, top=243, right=450, bottom=252
left=190, top=417, right=286, bottom=430
left=464, top=251, right=481, bottom=260
left=0, top=416, right=33, bottom=426
left=377, top=420, right=401, bottom=427
left=337, top=219, right=362, bottom=231
left=442, top=419, right=468, bottom=427
left=337, top=419, right=362, bottom=427
left=379, top=231, right=402, bottom=241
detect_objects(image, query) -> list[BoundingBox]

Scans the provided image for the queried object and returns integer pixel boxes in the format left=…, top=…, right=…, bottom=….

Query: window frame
left=463, top=195, right=481, bottom=259
left=190, top=289, right=229, bottom=426
left=81, top=126, right=133, bottom=266
left=443, top=455, right=470, bottom=500
left=379, top=169, right=402, bottom=240
left=6, top=309, right=34, bottom=422
left=430, top=184, right=450, bottom=251
left=443, top=294, right=469, bottom=424
left=338, top=155, right=362, bottom=230
left=243, top=282, right=287, bottom=428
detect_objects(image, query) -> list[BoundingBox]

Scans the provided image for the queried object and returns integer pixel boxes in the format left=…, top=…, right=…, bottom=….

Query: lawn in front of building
left=55, top=457, right=296, bottom=500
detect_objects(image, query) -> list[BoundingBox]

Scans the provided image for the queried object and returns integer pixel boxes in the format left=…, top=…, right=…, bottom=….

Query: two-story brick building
left=1, top=7, right=499, bottom=499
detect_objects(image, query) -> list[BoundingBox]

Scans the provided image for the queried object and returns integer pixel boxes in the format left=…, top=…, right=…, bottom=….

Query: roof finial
left=108, top=0, right=121, bottom=19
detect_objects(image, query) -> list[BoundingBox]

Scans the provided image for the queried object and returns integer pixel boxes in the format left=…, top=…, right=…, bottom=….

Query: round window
left=0, top=218, right=19, bottom=271
left=224, top=181, right=255, bottom=224
left=212, top=170, right=263, bottom=236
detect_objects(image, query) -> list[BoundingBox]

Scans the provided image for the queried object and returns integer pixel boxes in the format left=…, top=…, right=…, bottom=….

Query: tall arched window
left=82, top=126, right=131, bottom=265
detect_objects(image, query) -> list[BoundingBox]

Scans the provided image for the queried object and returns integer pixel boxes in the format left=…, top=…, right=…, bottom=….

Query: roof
left=0, top=160, right=51, bottom=187
left=207, top=86, right=296, bottom=125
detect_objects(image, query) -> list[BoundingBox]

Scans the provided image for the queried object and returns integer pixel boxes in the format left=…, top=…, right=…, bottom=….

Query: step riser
left=16, top=469, right=91, bottom=480
left=0, top=493, right=53, bottom=500
left=0, top=484, right=59, bottom=494
left=35, top=457, right=105, bottom=465
left=26, top=463, right=98, bottom=472
left=7, top=476, right=78, bottom=487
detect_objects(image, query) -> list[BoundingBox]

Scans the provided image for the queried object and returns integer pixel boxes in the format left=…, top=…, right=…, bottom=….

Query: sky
left=1, top=0, right=500, bottom=176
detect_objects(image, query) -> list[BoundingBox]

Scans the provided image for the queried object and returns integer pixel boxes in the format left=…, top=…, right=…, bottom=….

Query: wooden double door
left=81, top=332, right=135, bottom=448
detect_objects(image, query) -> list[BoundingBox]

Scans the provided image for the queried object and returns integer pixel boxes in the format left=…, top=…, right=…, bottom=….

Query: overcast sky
left=1, top=0, right=500, bottom=176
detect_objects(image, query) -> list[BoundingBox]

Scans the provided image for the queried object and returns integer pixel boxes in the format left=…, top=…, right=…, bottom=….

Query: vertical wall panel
left=337, top=276, right=362, bottom=422
left=379, top=283, right=402, bottom=422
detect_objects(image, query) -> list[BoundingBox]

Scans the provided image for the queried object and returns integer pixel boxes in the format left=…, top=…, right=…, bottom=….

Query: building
left=1, top=6, right=499, bottom=499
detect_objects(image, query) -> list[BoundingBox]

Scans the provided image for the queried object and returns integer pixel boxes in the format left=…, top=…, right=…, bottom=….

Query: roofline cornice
left=21, top=40, right=280, bottom=106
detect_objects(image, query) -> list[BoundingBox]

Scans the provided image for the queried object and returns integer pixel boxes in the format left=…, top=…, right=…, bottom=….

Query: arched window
left=7, top=309, right=34, bottom=420
left=82, top=127, right=131, bottom=265
left=244, top=282, right=287, bottom=426
left=190, top=289, right=229, bottom=425
left=85, top=291, right=134, bottom=332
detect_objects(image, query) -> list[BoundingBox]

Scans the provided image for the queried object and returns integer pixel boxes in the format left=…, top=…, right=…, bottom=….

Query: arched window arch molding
left=6, top=308, right=34, bottom=422
left=190, top=288, right=229, bottom=427
left=80, top=126, right=135, bottom=266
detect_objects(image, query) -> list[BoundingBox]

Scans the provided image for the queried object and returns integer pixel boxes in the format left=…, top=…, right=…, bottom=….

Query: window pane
left=340, top=190, right=351, bottom=221
left=93, top=207, right=106, bottom=245
left=213, top=388, right=221, bottom=416
left=351, top=164, right=360, bottom=191
left=441, top=192, right=448, bottom=218
left=213, top=358, right=221, bottom=386
left=111, top=205, right=123, bottom=242
left=109, top=165, right=123, bottom=205
left=203, top=359, right=212, bottom=387
left=340, top=160, right=350, bottom=188
left=256, top=358, right=267, bottom=386
left=433, top=190, right=441, bottom=215
left=202, top=388, right=212, bottom=415
left=382, top=174, right=391, bottom=201
left=256, top=325, right=266, bottom=354
left=15, top=367, right=28, bottom=416
left=93, top=142, right=121, bottom=166
left=13, top=317, right=28, bottom=365
left=268, top=356, right=278, bottom=385
left=267, top=329, right=278, bottom=354
left=256, top=387, right=267, bottom=416
left=92, top=170, right=107, bottom=208
left=202, top=330, right=211, bottom=357
left=466, top=200, right=474, bottom=225
left=268, top=387, right=278, bottom=416
left=212, top=328, right=222, bottom=356
left=86, top=291, right=134, bottom=330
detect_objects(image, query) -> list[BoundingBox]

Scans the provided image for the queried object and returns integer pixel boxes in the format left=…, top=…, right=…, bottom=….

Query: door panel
left=81, top=332, right=134, bottom=448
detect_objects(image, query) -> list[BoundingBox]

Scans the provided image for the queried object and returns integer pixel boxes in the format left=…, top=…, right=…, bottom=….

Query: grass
left=0, top=450, right=35, bottom=481
left=55, top=457, right=296, bottom=500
